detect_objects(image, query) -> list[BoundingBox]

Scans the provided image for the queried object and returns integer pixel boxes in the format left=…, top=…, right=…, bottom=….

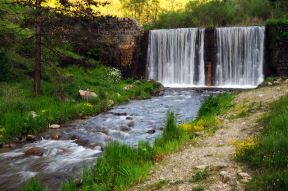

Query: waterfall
left=147, top=28, right=205, bottom=87
left=147, top=26, right=265, bottom=89
left=215, top=26, right=265, bottom=88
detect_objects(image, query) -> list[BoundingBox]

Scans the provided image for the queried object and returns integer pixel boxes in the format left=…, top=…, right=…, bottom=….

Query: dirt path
left=131, top=81, right=288, bottom=191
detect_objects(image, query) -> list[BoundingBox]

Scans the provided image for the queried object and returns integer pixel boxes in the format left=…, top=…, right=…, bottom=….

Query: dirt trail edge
left=130, top=82, right=288, bottom=191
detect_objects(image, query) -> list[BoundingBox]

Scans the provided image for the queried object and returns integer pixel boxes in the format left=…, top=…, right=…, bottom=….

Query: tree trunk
left=34, top=0, right=41, bottom=96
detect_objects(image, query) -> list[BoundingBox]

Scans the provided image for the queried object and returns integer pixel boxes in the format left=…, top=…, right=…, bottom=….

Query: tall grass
left=237, top=96, right=288, bottom=190
left=24, top=93, right=235, bottom=191
left=179, top=93, right=234, bottom=135
left=0, top=66, right=158, bottom=143
left=58, top=111, right=187, bottom=191
left=23, top=178, right=46, bottom=191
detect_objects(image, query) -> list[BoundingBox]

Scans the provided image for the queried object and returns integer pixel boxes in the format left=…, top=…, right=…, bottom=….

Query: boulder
left=237, top=171, right=252, bottom=183
left=26, top=135, right=37, bottom=142
left=79, top=89, right=97, bottom=100
left=126, top=116, right=133, bottom=120
left=123, top=84, right=134, bottom=91
left=49, top=124, right=61, bottom=129
left=25, top=147, right=45, bottom=157
left=153, top=83, right=165, bottom=96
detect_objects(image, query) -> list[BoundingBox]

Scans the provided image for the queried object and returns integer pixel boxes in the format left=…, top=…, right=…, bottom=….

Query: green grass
left=0, top=65, right=159, bottom=143
left=180, top=93, right=234, bottom=136
left=190, top=167, right=209, bottom=182
left=198, top=93, right=234, bottom=119
left=23, top=93, right=235, bottom=191
left=57, top=111, right=187, bottom=191
left=236, top=96, right=288, bottom=190
left=23, top=178, right=46, bottom=191
left=192, top=185, right=204, bottom=191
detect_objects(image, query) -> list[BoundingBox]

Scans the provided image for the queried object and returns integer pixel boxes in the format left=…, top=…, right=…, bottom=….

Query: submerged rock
left=120, top=126, right=131, bottom=132
left=127, top=120, right=134, bottom=127
left=74, top=139, right=90, bottom=147
left=2, top=143, right=17, bottom=149
left=25, top=147, right=45, bottom=157
left=50, top=132, right=61, bottom=140
left=146, top=128, right=156, bottom=134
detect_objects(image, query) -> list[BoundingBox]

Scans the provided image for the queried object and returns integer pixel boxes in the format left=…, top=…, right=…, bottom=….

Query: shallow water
left=0, top=89, right=211, bottom=191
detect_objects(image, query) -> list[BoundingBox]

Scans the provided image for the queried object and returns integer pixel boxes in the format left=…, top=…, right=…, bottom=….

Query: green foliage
left=190, top=167, right=209, bottom=182
left=237, top=96, right=288, bottom=190
left=150, top=0, right=276, bottom=29
left=0, top=65, right=157, bottom=143
left=23, top=178, right=46, bottom=191
left=60, top=111, right=188, bottom=191
left=198, top=93, right=234, bottom=119
left=193, top=185, right=204, bottom=191
left=154, top=112, right=188, bottom=155
left=163, top=111, right=183, bottom=141
left=246, top=171, right=288, bottom=191
left=0, top=51, right=11, bottom=81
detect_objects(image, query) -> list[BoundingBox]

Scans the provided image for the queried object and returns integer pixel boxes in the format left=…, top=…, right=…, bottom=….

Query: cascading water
left=215, top=26, right=265, bottom=88
left=147, top=26, right=265, bottom=89
left=147, top=28, right=205, bottom=87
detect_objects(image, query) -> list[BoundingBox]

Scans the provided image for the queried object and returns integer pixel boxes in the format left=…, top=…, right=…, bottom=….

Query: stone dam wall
left=89, top=18, right=288, bottom=79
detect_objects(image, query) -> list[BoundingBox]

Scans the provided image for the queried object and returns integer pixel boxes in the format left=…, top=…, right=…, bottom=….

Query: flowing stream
left=0, top=89, right=210, bottom=191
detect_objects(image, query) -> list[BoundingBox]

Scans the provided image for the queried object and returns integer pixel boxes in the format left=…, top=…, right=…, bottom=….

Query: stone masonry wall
left=265, top=24, right=288, bottom=76
left=89, top=17, right=143, bottom=77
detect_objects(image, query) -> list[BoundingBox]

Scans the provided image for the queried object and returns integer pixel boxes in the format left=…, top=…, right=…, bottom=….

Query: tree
left=16, top=0, right=107, bottom=96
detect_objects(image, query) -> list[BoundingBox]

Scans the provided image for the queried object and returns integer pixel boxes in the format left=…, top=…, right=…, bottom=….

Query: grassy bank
left=235, top=96, right=288, bottom=190
left=23, top=93, right=235, bottom=191
left=179, top=93, right=234, bottom=135
left=0, top=65, right=159, bottom=144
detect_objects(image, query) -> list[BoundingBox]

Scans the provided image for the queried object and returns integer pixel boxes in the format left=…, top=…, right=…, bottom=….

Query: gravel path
left=130, top=81, right=288, bottom=191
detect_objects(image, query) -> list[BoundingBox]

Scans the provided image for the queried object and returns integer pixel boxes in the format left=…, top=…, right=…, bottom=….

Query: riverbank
left=0, top=65, right=162, bottom=145
left=130, top=78, right=288, bottom=191
left=20, top=90, right=232, bottom=190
